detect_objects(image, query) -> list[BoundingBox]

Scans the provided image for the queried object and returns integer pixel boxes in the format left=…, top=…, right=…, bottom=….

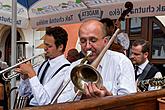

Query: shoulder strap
left=37, top=60, right=47, bottom=76
left=138, top=63, right=153, bottom=81
left=51, top=64, right=70, bottom=79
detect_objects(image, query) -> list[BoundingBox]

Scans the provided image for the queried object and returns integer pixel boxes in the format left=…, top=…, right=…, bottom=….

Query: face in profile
left=44, top=35, right=62, bottom=59
left=130, top=45, right=147, bottom=65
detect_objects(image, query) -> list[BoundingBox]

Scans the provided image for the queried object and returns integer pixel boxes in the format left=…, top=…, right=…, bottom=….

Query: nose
left=85, top=40, right=92, bottom=49
left=44, top=46, right=48, bottom=51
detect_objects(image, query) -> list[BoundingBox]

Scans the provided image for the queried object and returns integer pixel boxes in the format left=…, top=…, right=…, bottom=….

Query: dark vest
left=138, top=63, right=161, bottom=91
left=143, top=64, right=159, bottom=80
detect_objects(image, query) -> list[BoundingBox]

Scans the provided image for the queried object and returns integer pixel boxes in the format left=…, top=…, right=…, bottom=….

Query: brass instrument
left=50, top=51, right=93, bottom=103
left=0, top=53, right=45, bottom=81
left=70, top=1, right=133, bottom=94
left=137, top=77, right=165, bottom=91
left=51, top=28, right=121, bottom=104
left=51, top=1, right=133, bottom=104
left=71, top=28, right=120, bottom=92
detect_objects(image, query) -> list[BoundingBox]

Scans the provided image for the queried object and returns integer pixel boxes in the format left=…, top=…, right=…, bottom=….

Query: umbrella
left=26, top=0, right=165, bottom=29
left=0, top=0, right=79, bottom=29
left=0, top=0, right=164, bottom=29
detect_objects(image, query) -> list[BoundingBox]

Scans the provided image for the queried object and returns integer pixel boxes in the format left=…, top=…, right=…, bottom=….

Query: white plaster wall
left=0, top=25, right=45, bottom=62
left=20, top=29, right=45, bottom=58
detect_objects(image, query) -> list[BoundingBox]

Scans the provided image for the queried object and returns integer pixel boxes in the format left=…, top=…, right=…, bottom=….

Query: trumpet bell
left=71, top=64, right=103, bottom=93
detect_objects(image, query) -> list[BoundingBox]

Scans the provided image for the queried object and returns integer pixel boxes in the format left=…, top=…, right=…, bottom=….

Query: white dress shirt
left=19, top=55, right=70, bottom=106
left=136, top=59, right=162, bottom=90
left=136, top=59, right=162, bottom=78
left=57, top=50, right=137, bottom=103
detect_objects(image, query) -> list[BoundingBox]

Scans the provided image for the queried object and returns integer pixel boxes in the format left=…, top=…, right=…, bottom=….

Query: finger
left=91, top=83, right=101, bottom=97
left=91, top=84, right=109, bottom=97
left=84, top=83, right=91, bottom=98
left=14, top=68, right=22, bottom=74
left=100, top=86, right=113, bottom=96
left=88, top=82, right=98, bottom=97
left=26, top=61, right=31, bottom=64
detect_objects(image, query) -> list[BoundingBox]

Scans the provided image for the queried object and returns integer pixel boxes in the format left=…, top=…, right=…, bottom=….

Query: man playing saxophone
left=57, top=19, right=137, bottom=103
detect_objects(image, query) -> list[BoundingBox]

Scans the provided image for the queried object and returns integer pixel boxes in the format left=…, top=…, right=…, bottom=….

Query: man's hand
left=83, top=82, right=112, bottom=99
left=15, top=61, right=36, bottom=79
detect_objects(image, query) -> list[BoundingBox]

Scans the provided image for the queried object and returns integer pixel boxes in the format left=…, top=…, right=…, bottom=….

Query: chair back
left=10, top=87, right=28, bottom=109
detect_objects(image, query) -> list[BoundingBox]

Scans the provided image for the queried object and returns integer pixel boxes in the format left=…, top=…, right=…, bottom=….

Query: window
left=152, top=23, right=165, bottom=59
left=130, top=17, right=141, bottom=37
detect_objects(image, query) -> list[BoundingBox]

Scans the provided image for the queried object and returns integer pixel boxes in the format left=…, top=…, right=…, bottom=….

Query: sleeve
left=18, top=65, right=39, bottom=97
left=18, top=78, right=32, bottom=97
left=148, top=72, right=162, bottom=91
left=56, top=79, right=78, bottom=103
left=113, top=58, right=137, bottom=95
left=29, top=67, right=69, bottom=105
left=57, top=62, right=81, bottom=103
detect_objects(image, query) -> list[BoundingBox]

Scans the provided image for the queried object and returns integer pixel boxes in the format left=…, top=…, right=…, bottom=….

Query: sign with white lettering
left=29, top=0, right=165, bottom=29
left=0, top=0, right=164, bottom=29
left=0, top=0, right=29, bottom=28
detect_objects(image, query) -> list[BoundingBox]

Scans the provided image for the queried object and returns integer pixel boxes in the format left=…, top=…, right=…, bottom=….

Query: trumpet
left=0, top=53, right=45, bottom=81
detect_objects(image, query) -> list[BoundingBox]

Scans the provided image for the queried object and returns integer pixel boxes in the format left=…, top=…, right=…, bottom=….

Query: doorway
left=5, top=29, right=21, bottom=66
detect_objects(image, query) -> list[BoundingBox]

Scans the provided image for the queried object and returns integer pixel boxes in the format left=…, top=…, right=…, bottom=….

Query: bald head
left=78, top=19, right=109, bottom=62
left=79, top=19, right=107, bottom=38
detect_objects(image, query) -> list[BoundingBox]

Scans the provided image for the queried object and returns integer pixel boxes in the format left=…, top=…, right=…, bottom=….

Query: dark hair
left=99, top=18, right=114, bottom=28
left=46, top=27, right=68, bottom=52
left=132, top=39, right=150, bottom=53
left=67, top=48, right=80, bottom=62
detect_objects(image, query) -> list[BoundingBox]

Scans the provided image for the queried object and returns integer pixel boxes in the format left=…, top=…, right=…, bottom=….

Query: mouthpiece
left=87, top=51, right=92, bottom=56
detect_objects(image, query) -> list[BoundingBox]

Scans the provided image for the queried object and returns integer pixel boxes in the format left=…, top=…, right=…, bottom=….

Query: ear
left=58, top=44, right=63, bottom=51
left=103, top=36, right=109, bottom=44
left=144, top=52, right=149, bottom=58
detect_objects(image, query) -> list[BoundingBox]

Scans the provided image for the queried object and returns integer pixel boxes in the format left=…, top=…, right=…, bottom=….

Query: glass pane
left=130, top=17, right=141, bottom=36
left=152, top=23, right=165, bottom=59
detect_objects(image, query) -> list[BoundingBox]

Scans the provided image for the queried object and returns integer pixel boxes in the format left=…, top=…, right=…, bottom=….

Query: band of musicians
left=0, top=1, right=165, bottom=110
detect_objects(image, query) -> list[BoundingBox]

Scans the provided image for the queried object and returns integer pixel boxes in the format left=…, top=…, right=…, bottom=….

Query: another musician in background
left=67, top=48, right=80, bottom=63
left=99, top=18, right=115, bottom=37
left=16, top=27, right=70, bottom=106
left=99, top=18, right=130, bottom=55
left=130, top=39, right=162, bottom=91
left=57, top=19, right=136, bottom=103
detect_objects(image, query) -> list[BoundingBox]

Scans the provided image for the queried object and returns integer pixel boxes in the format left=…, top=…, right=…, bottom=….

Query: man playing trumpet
left=57, top=19, right=136, bottom=103
left=16, top=27, right=70, bottom=106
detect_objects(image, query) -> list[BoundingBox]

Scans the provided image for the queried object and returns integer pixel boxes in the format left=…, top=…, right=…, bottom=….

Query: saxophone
left=137, top=77, right=165, bottom=91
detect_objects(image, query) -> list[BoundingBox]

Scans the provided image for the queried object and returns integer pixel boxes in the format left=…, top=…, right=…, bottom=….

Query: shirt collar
left=138, top=59, right=149, bottom=70
left=48, top=55, right=65, bottom=67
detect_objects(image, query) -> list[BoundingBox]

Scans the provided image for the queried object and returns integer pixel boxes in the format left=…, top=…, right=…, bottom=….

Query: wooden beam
left=18, top=89, right=165, bottom=110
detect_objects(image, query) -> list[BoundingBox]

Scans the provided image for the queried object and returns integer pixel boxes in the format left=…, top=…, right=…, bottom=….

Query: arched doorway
left=5, top=29, right=21, bottom=66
